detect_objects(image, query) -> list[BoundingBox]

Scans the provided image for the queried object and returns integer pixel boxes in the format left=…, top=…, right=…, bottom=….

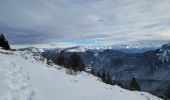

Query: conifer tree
left=101, top=70, right=106, bottom=82
left=70, top=53, right=85, bottom=71
left=56, top=54, right=65, bottom=66
left=117, top=81, right=123, bottom=87
left=106, top=72, right=112, bottom=85
left=0, top=34, right=10, bottom=50
left=112, top=80, right=116, bottom=85
left=97, top=71, right=101, bottom=78
left=130, top=77, right=141, bottom=91
left=90, top=68, right=95, bottom=75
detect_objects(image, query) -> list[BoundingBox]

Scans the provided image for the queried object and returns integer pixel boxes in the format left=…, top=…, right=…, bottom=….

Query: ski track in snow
left=0, top=56, right=34, bottom=100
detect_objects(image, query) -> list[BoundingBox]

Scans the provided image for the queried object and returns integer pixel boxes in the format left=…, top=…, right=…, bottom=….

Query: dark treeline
left=91, top=68, right=141, bottom=91
left=55, top=52, right=85, bottom=72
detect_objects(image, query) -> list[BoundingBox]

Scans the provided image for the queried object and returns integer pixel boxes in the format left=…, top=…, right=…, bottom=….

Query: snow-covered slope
left=0, top=50, right=162, bottom=100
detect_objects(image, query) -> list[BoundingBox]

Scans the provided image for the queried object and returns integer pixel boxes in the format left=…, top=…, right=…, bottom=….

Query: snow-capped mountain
left=79, top=40, right=169, bottom=50
left=157, top=43, right=170, bottom=63
left=0, top=49, right=162, bottom=100
left=12, top=40, right=169, bottom=53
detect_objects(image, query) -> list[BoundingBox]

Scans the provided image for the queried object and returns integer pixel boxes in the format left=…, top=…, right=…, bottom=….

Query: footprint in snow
left=70, top=79, right=79, bottom=84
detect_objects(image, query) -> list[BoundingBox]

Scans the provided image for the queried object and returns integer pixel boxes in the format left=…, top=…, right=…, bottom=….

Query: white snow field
left=0, top=50, right=162, bottom=100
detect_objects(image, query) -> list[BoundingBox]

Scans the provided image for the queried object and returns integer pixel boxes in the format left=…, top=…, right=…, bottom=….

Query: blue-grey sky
left=0, top=0, right=170, bottom=45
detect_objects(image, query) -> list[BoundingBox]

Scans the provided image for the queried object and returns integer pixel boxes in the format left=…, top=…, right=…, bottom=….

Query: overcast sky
left=0, top=0, right=170, bottom=45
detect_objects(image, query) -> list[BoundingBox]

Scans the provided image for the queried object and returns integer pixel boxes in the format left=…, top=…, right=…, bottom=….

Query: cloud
left=0, top=0, right=170, bottom=45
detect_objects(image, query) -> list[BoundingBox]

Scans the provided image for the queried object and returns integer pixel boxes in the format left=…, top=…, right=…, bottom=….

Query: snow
left=158, top=46, right=170, bottom=63
left=0, top=50, right=162, bottom=100
left=66, top=47, right=87, bottom=52
left=11, top=43, right=77, bottom=50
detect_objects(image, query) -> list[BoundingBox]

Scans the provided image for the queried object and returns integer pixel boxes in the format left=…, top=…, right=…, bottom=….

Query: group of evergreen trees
left=0, top=34, right=10, bottom=50
left=91, top=69, right=114, bottom=85
left=56, top=54, right=65, bottom=66
left=98, top=70, right=113, bottom=85
left=91, top=69, right=141, bottom=91
left=56, top=52, right=85, bottom=72
left=69, top=53, right=85, bottom=71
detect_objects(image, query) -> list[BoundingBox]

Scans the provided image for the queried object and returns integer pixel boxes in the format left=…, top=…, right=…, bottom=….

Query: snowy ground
left=0, top=50, right=162, bottom=100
